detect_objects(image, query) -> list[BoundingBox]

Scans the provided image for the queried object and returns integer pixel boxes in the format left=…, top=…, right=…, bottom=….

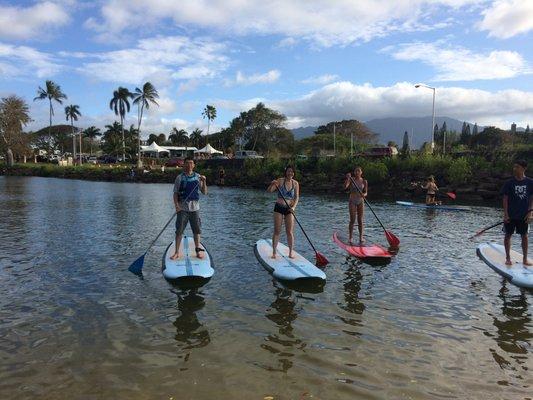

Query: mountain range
left=291, top=116, right=485, bottom=148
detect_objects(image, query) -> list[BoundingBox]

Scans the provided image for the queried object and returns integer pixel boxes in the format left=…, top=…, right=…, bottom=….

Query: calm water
left=0, top=176, right=532, bottom=400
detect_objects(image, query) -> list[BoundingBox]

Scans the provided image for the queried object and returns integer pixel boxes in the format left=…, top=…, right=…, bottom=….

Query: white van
left=234, top=150, right=264, bottom=159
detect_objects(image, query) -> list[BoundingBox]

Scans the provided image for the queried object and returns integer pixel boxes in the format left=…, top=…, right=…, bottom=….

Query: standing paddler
left=344, top=166, right=368, bottom=244
left=501, top=160, right=533, bottom=266
left=170, top=157, right=207, bottom=260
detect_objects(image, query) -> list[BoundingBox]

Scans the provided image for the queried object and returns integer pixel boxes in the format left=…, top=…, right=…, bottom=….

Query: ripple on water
left=0, top=177, right=532, bottom=399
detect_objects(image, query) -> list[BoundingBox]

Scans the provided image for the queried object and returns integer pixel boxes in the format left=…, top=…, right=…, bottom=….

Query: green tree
left=109, top=87, right=133, bottom=161
left=132, top=82, right=159, bottom=167
left=83, top=126, right=101, bottom=155
left=472, top=123, right=478, bottom=135
left=189, top=128, right=203, bottom=148
left=169, top=128, right=189, bottom=146
left=34, top=80, right=67, bottom=152
left=401, top=131, right=410, bottom=158
left=202, top=105, right=217, bottom=136
left=65, top=105, right=81, bottom=162
left=0, top=96, right=31, bottom=166
left=525, top=125, right=530, bottom=134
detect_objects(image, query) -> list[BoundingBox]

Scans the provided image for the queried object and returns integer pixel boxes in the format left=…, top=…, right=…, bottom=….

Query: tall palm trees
left=190, top=128, right=203, bottom=149
left=83, top=126, right=101, bottom=155
left=202, top=105, right=216, bottom=138
left=0, top=96, right=31, bottom=167
left=109, top=87, right=132, bottom=162
left=65, top=105, right=81, bottom=163
left=132, top=82, right=159, bottom=167
left=34, top=80, right=67, bottom=151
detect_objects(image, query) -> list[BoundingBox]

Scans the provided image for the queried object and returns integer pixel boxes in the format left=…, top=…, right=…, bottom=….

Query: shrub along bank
left=0, top=153, right=525, bottom=202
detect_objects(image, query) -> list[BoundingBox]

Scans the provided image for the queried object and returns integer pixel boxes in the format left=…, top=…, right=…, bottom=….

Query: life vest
left=178, top=172, right=200, bottom=201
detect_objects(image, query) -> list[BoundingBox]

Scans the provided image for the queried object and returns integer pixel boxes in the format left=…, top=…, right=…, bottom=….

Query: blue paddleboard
left=396, top=201, right=470, bottom=212
left=477, top=243, right=533, bottom=289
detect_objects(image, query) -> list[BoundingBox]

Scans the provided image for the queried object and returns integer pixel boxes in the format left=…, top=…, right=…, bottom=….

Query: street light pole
left=415, top=83, right=436, bottom=153
left=333, top=123, right=336, bottom=157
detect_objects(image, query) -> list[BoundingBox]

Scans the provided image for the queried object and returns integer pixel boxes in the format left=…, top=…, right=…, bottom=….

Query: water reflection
left=261, top=285, right=306, bottom=373
left=490, top=285, right=532, bottom=373
left=338, top=258, right=365, bottom=336
left=171, top=289, right=210, bottom=352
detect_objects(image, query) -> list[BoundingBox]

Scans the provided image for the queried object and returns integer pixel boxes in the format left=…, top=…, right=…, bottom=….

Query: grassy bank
left=0, top=154, right=521, bottom=201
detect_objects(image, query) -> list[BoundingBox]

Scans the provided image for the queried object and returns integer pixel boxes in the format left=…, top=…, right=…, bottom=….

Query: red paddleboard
left=333, top=231, right=392, bottom=262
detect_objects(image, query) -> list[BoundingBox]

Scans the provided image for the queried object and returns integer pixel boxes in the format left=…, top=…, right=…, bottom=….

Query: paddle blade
left=315, top=251, right=329, bottom=267
left=446, top=192, right=457, bottom=200
left=128, top=253, right=145, bottom=276
left=385, top=230, right=400, bottom=247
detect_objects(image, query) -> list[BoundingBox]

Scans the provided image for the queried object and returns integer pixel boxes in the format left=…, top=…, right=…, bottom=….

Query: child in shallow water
left=421, top=176, right=441, bottom=206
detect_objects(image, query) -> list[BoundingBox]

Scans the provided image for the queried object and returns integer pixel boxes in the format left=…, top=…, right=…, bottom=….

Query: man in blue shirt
left=501, top=160, right=533, bottom=265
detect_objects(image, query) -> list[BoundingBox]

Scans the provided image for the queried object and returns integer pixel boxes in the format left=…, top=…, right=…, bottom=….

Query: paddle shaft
left=274, top=183, right=320, bottom=255
left=144, top=180, right=202, bottom=254
left=348, top=175, right=389, bottom=233
left=471, top=208, right=533, bottom=239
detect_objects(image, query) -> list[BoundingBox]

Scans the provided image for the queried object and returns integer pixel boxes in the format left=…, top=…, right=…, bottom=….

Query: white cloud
left=78, top=36, right=229, bottom=85
left=0, top=42, right=63, bottom=78
left=0, top=1, right=70, bottom=40
left=386, top=41, right=531, bottom=81
left=87, top=0, right=481, bottom=47
left=215, top=81, right=533, bottom=129
left=301, top=74, right=340, bottom=85
left=479, top=0, right=533, bottom=39
left=225, top=70, right=281, bottom=86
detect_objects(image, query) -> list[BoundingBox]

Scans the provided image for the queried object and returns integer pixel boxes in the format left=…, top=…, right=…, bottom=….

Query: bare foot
left=271, top=253, right=277, bottom=259
left=170, top=252, right=182, bottom=260
left=288, top=253, right=296, bottom=259
left=359, top=237, right=365, bottom=244
left=505, top=259, right=512, bottom=266
left=197, top=252, right=204, bottom=259
left=523, top=260, right=532, bottom=266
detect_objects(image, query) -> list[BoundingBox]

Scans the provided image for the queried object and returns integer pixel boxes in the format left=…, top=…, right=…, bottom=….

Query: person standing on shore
left=170, top=157, right=207, bottom=260
left=501, top=160, right=533, bottom=266
left=344, top=166, right=367, bottom=243
left=267, top=165, right=299, bottom=259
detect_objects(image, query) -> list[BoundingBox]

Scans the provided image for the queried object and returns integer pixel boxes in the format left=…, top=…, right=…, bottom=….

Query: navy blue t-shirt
left=501, top=177, right=533, bottom=219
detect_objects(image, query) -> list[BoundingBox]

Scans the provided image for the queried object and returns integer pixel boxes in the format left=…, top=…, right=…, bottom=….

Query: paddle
left=275, top=183, right=329, bottom=267
left=469, top=208, right=533, bottom=240
left=128, top=179, right=201, bottom=276
left=414, top=182, right=456, bottom=200
left=348, top=175, right=400, bottom=247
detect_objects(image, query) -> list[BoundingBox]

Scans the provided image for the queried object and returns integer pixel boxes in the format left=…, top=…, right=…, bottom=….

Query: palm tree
left=132, top=82, right=159, bottom=167
left=0, top=96, right=31, bottom=167
left=190, top=128, right=203, bottom=148
left=34, top=80, right=67, bottom=151
left=109, top=87, right=133, bottom=162
left=169, top=128, right=189, bottom=145
left=202, top=105, right=217, bottom=137
left=84, top=126, right=101, bottom=155
left=65, top=105, right=81, bottom=163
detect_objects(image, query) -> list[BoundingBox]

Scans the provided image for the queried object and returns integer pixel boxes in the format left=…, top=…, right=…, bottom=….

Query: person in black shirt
left=501, top=160, right=533, bottom=265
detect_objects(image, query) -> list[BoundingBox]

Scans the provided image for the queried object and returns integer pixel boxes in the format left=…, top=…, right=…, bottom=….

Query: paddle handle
left=274, top=184, right=319, bottom=255
left=348, top=175, right=388, bottom=232
left=470, top=208, right=533, bottom=239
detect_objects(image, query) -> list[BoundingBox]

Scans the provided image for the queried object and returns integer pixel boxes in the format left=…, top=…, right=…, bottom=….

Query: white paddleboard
left=477, top=243, right=533, bottom=289
left=162, top=236, right=214, bottom=281
left=254, top=239, right=326, bottom=281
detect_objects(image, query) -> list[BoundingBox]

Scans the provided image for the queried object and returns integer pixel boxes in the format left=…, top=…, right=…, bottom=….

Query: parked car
left=165, top=158, right=185, bottom=167
left=97, top=155, right=117, bottom=164
left=234, top=150, right=264, bottom=159
left=87, top=156, right=98, bottom=165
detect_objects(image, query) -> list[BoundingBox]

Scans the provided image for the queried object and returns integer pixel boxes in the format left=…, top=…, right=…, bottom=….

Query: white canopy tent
left=140, top=142, right=170, bottom=158
left=194, top=143, right=223, bottom=155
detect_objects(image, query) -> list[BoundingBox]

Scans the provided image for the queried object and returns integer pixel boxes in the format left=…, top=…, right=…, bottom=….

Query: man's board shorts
left=274, top=203, right=292, bottom=216
left=176, top=210, right=201, bottom=235
left=503, top=219, right=529, bottom=235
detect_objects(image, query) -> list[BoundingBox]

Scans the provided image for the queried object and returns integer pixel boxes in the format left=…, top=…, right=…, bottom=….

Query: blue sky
left=1, top=0, right=532, bottom=137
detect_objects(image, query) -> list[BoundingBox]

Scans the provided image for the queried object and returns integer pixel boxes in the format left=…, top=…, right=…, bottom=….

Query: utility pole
left=333, top=123, right=336, bottom=157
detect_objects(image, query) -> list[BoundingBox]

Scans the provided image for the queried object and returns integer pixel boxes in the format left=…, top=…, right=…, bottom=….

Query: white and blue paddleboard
left=396, top=201, right=471, bottom=211
left=162, top=236, right=214, bottom=281
left=254, top=239, right=326, bottom=281
left=477, top=243, right=533, bottom=289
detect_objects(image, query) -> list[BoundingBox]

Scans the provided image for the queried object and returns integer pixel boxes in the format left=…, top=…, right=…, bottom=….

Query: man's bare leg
left=170, top=234, right=183, bottom=260
left=504, top=234, right=512, bottom=265
left=521, top=234, right=532, bottom=265
left=194, top=233, right=203, bottom=259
